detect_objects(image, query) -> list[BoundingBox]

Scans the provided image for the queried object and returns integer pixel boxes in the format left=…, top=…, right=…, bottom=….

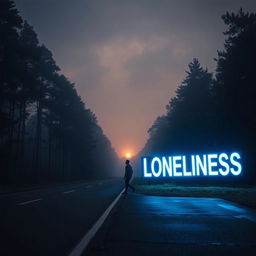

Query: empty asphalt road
left=0, top=178, right=123, bottom=256
left=86, top=194, right=256, bottom=256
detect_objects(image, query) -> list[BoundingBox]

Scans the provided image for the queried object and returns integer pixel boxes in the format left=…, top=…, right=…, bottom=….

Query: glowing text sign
left=142, top=152, right=242, bottom=178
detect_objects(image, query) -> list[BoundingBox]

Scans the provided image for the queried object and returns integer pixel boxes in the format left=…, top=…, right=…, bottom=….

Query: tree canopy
left=0, top=0, right=119, bottom=184
left=141, top=9, right=256, bottom=183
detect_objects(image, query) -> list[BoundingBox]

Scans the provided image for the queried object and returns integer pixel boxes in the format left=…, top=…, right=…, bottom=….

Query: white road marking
left=64, top=190, right=75, bottom=194
left=218, top=203, right=246, bottom=213
left=234, top=214, right=256, bottom=223
left=69, top=188, right=125, bottom=256
left=18, top=198, right=42, bottom=206
left=218, top=203, right=256, bottom=223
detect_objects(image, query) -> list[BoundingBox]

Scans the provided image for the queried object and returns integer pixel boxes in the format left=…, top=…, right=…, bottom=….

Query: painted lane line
left=64, top=190, right=75, bottom=194
left=218, top=203, right=256, bottom=223
left=218, top=203, right=247, bottom=213
left=18, top=198, right=42, bottom=206
left=69, top=188, right=125, bottom=256
left=234, top=214, right=256, bottom=223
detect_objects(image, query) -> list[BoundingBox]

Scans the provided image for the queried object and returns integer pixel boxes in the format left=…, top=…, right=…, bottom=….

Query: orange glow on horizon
left=121, top=149, right=135, bottom=159
left=125, top=152, right=132, bottom=159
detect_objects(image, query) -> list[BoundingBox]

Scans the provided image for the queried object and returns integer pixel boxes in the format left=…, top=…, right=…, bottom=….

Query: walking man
left=123, top=159, right=135, bottom=194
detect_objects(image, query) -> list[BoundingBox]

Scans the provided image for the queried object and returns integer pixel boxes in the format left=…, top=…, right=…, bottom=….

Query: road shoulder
left=84, top=193, right=256, bottom=256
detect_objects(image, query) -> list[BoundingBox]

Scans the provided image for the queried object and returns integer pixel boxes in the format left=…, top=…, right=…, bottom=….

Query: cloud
left=15, top=0, right=256, bottom=155
left=93, top=35, right=172, bottom=89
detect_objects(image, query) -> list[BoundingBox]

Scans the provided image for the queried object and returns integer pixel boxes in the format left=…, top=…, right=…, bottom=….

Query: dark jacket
left=125, top=164, right=133, bottom=180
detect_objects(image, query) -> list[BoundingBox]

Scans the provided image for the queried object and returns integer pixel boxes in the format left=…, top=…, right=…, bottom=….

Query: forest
left=0, top=0, right=119, bottom=185
left=1, top=1, right=256, bottom=186
left=140, top=9, right=256, bottom=183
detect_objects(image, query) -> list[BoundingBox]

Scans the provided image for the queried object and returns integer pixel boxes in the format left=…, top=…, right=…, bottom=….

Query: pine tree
left=214, top=9, right=256, bottom=179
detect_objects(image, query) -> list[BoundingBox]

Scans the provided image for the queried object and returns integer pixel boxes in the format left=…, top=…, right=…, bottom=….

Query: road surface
left=0, top=178, right=123, bottom=255
left=86, top=194, right=256, bottom=256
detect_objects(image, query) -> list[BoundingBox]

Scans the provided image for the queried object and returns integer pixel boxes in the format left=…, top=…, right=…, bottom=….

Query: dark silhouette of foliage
left=0, top=0, right=119, bottom=184
left=214, top=8, right=256, bottom=180
left=141, top=9, right=256, bottom=183
left=144, top=59, right=213, bottom=155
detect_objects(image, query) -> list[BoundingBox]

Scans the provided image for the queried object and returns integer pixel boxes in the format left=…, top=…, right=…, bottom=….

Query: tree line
left=140, top=9, right=256, bottom=183
left=0, top=0, right=119, bottom=184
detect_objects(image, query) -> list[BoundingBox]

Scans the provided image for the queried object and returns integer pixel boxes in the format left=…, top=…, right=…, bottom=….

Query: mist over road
left=0, top=178, right=123, bottom=256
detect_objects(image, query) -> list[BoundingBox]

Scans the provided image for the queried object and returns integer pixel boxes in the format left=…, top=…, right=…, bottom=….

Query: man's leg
left=123, top=179, right=129, bottom=194
left=127, top=179, right=135, bottom=192
left=128, top=184, right=135, bottom=192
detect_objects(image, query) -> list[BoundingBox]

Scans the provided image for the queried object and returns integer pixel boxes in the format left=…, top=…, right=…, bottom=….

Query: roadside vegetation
left=0, top=1, right=119, bottom=185
left=133, top=179, right=256, bottom=209
left=138, top=9, right=256, bottom=183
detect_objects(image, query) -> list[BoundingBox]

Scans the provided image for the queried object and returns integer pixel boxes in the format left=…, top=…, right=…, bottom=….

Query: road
left=86, top=194, right=256, bottom=256
left=0, top=178, right=123, bottom=256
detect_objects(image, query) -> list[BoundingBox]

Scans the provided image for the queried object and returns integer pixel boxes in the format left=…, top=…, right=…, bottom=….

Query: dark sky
left=15, top=0, right=256, bottom=157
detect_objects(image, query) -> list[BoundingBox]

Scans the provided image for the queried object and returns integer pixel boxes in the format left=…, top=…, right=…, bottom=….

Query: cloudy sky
left=16, top=0, right=256, bottom=157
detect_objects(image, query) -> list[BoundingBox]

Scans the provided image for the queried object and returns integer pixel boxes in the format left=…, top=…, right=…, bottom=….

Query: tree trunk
left=7, top=99, right=15, bottom=182
left=20, top=101, right=26, bottom=178
left=14, top=101, right=22, bottom=180
left=48, top=118, right=52, bottom=180
left=34, top=100, right=42, bottom=181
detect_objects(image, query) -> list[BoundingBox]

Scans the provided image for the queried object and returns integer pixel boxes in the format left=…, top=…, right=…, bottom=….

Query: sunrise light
left=125, top=152, right=132, bottom=159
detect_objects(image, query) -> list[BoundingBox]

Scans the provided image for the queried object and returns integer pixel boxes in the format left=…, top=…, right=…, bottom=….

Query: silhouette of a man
left=123, top=159, right=135, bottom=194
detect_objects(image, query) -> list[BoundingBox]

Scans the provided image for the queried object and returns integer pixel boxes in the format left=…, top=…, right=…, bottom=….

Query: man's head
left=125, top=160, right=130, bottom=165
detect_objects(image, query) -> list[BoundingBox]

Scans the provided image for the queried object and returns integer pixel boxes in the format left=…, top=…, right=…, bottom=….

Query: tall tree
left=0, top=0, right=22, bottom=182
left=141, top=9, right=256, bottom=182
left=0, top=0, right=119, bottom=184
left=214, top=9, right=256, bottom=177
left=145, top=59, right=213, bottom=155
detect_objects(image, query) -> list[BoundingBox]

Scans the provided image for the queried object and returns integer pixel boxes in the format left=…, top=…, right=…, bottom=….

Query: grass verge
left=134, top=180, right=256, bottom=209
